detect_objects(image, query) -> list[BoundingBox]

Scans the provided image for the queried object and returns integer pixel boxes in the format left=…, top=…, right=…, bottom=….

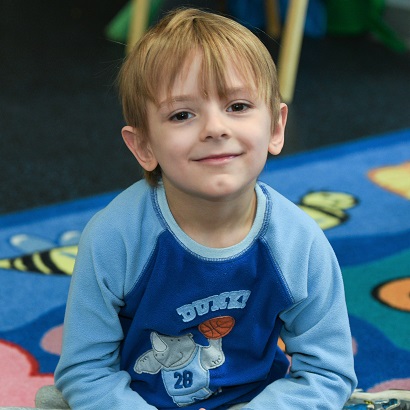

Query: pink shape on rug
left=369, top=378, right=410, bottom=392
left=41, top=324, right=63, bottom=355
left=0, top=339, right=54, bottom=406
left=352, top=337, right=358, bottom=355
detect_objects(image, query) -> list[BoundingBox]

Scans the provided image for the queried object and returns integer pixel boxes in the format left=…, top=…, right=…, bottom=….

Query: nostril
left=204, top=132, right=228, bottom=140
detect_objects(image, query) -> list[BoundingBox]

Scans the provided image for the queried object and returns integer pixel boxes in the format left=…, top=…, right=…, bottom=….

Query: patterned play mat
left=0, top=129, right=409, bottom=406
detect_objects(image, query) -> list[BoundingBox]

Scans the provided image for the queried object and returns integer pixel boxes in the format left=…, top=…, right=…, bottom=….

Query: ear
left=121, top=126, right=158, bottom=172
left=268, top=103, right=288, bottom=156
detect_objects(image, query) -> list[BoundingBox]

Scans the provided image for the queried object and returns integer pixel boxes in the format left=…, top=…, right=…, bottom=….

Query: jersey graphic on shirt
left=134, top=316, right=235, bottom=407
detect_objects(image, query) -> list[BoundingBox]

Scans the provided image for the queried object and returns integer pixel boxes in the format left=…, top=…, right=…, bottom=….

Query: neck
left=163, top=182, right=258, bottom=248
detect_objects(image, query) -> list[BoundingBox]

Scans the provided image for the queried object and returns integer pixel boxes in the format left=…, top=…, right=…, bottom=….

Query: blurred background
left=1, top=0, right=409, bottom=215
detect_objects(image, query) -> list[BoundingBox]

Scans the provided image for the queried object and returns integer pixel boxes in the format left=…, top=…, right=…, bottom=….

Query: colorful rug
left=0, top=129, right=409, bottom=406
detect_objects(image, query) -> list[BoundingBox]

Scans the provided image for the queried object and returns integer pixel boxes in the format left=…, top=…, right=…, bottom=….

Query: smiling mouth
left=194, top=154, right=241, bottom=163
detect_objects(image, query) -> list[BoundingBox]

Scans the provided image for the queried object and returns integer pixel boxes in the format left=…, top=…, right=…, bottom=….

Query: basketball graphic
left=198, top=316, right=235, bottom=339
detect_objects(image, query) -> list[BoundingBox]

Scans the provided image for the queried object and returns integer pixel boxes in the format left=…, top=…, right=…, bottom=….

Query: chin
left=198, top=180, right=255, bottom=201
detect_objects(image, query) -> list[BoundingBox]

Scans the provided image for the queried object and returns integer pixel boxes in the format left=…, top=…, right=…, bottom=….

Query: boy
left=54, top=8, right=357, bottom=409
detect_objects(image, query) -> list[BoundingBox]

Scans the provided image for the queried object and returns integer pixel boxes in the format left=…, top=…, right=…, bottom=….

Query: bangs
left=118, top=7, right=280, bottom=134
left=140, top=9, right=278, bottom=113
left=146, top=47, right=260, bottom=106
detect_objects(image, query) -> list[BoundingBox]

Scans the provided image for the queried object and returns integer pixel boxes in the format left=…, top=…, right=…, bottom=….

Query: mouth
left=193, top=153, right=241, bottom=164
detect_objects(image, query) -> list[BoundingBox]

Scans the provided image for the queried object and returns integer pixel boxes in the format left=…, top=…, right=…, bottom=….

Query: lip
left=193, top=153, right=241, bottom=164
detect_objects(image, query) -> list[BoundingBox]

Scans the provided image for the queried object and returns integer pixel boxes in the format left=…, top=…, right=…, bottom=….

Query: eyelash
left=170, top=111, right=194, bottom=122
left=227, top=102, right=251, bottom=112
left=169, top=102, right=251, bottom=122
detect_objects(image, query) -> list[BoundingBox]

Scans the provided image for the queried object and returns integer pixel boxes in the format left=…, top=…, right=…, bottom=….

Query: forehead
left=155, top=51, right=257, bottom=103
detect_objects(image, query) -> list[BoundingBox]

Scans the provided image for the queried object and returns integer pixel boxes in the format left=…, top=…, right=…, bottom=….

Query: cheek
left=164, top=129, right=197, bottom=159
left=249, top=130, right=272, bottom=153
left=245, top=116, right=272, bottom=147
left=158, top=142, right=186, bottom=165
left=151, top=138, right=189, bottom=172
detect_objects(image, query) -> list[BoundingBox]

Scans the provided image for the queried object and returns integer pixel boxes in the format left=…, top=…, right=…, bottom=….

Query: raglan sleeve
left=54, top=215, right=157, bottom=410
left=243, top=229, right=357, bottom=409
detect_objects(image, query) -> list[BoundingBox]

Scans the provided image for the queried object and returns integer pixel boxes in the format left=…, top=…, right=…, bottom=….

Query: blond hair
left=118, top=8, right=281, bottom=186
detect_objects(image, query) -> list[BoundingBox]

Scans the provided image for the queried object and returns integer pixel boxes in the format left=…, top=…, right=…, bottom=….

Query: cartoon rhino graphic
left=134, top=331, right=225, bottom=407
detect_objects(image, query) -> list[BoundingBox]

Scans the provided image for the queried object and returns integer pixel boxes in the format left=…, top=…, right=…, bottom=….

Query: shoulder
left=75, top=180, right=166, bottom=294
left=258, top=182, right=323, bottom=238
left=257, top=182, right=339, bottom=301
left=84, top=180, right=157, bottom=239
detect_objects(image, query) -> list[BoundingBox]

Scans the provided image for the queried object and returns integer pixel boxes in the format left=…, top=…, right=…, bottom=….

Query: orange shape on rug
left=368, top=162, right=410, bottom=199
left=373, top=277, right=410, bottom=312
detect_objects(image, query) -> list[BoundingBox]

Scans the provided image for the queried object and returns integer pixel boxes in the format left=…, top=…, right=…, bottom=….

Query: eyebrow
left=158, top=95, right=196, bottom=109
left=158, top=87, right=254, bottom=109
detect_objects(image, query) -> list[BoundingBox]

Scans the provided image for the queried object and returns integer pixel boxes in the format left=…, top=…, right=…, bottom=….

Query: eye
left=227, top=102, right=250, bottom=112
left=170, top=111, right=194, bottom=122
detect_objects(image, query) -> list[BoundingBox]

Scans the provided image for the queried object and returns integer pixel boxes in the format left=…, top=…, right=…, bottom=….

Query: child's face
left=123, top=52, right=287, bottom=202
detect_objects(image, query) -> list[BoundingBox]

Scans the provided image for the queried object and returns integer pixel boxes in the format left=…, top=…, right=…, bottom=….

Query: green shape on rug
left=342, top=248, right=410, bottom=352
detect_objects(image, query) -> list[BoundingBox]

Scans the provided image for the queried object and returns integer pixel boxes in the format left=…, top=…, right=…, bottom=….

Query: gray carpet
left=1, top=0, right=409, bottom=214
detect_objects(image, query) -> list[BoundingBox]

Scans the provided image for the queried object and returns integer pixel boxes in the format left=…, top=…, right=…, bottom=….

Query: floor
left=1, top=0, right=409, bottom=215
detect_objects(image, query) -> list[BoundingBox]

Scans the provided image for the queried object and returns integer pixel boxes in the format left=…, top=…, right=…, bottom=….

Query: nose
left=200, top=108, right=229, bottom=141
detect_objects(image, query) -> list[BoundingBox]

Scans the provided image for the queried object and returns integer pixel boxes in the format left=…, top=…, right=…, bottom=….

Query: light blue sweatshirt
left=55, top=180, right=357, bottom=409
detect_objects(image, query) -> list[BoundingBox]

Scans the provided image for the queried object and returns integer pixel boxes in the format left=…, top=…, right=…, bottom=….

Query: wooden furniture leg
left=126, top=0, right=150, bottom=54
left=265, top=0, right=281, bottom=39
left=277, top=0, right=309, bottom=103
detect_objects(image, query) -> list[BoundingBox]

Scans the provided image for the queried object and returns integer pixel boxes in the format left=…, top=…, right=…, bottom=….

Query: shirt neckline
left=154, top=183, right=268, bottom=260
